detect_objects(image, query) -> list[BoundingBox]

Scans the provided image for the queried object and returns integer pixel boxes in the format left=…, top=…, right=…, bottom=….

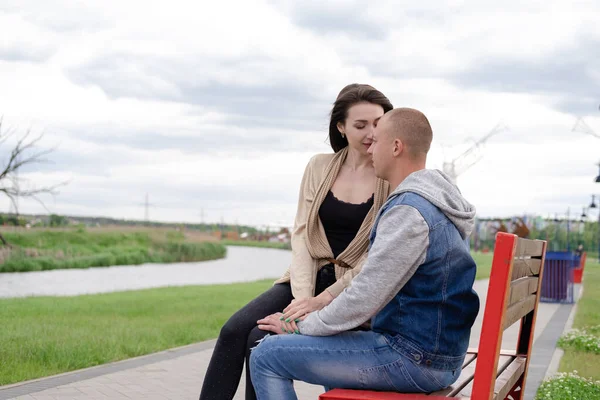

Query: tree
left=49, top=214, right=68, bottom=227
left=0, top=117, right=67, bottom=245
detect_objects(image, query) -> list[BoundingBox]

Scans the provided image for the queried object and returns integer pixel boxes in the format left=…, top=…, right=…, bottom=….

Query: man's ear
left=392, top=138, right=404, bottom=157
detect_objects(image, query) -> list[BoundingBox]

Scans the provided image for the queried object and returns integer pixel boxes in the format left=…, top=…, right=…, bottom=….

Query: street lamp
left=590, top=195, right=600, bottom=261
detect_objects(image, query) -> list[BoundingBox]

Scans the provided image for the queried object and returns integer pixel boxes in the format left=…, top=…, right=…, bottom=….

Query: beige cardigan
left=275, top=150, right=390, bottom=299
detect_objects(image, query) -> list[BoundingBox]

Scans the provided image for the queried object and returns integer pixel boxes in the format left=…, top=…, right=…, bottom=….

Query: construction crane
left=572, top=117, right=600, bottom=139
left=442, top=122, right=509, bottom=185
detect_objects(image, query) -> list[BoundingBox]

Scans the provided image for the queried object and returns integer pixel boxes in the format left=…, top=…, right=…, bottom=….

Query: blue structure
left=539, top=251, right=576, bottom=304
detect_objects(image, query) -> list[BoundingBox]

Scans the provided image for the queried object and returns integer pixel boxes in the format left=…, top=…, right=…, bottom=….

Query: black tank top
left=318, top=190, right=375, bottom=258
left=314, top=190, right=374, bottom=296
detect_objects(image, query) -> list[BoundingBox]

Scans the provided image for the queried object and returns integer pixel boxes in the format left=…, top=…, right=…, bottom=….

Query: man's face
left=368, top=115, right=392, bottom=180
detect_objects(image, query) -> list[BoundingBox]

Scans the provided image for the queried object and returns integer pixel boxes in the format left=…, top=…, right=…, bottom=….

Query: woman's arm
left=280, top=252, right=367, bottom=323
left=288, top=156, right=319, bottom=300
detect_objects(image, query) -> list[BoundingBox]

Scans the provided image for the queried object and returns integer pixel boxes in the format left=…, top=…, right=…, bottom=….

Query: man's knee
left=249, top=334, right=281, bottom=370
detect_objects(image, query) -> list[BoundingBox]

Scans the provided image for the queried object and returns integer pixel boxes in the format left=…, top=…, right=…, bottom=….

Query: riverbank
left=0, top=228, right=226, bottom=273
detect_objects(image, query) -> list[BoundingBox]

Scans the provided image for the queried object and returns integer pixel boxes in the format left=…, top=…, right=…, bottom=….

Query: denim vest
left=369, top=192, right=480, bottom=371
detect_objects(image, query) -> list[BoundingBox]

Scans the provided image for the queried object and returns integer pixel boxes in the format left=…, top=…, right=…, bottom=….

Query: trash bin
left=540, top=251, right=575, bottom=303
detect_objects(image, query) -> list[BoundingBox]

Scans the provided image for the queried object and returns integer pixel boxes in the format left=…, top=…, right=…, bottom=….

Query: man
left=250, top=108, right=480, bottom=399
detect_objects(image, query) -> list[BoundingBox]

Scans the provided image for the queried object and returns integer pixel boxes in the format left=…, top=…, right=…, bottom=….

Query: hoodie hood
left=389, top=169, right=476, bottom=239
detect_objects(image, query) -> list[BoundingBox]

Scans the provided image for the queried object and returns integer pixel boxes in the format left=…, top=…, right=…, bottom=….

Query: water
left=0, top=246, right=291, bottom=298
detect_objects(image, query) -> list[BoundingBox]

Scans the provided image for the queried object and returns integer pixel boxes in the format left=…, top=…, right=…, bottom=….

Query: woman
left=198, top=83, right=393, bottom=400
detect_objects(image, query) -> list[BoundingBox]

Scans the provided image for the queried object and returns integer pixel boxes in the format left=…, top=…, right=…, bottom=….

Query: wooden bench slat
left=509, top=277, right=539, bottom=306
left=462, top=352, right=477, bottom=366
left=456, top=355, right=514, bottom=398
left=493, top=357, right=527, bottom=399
left=514, top=239, right=544, bottom=258
left=511, top=258, right=542, bottom=280
left=503, top=294, right=537, bottom=330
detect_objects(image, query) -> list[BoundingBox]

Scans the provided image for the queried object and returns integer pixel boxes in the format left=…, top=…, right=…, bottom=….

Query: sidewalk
left=0, top=279, right=576, bottom=400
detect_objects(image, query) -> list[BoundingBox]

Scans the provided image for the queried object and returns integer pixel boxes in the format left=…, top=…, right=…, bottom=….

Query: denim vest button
left=413, top=354, right=421, bottom=361
left=426, top=360, right=432, bottom=366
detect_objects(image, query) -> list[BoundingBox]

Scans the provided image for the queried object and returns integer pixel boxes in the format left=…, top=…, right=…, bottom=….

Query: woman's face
left=337, top=102, right=385, bottom=156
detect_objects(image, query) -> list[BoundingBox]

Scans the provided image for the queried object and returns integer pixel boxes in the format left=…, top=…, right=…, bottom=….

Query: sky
left=0, top=0, right=599, bottom=228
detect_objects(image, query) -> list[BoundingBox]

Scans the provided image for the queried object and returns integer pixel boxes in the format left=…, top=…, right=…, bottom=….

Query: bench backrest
left=470, top=232, right=547, bottom=400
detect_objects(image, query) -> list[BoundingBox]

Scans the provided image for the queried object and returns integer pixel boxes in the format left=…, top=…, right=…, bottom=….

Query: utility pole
left=139, top=193, right=156, bottom=225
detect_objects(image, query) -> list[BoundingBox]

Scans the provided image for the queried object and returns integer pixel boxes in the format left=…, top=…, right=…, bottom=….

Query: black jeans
left=199, top=265, right=336, bottom=400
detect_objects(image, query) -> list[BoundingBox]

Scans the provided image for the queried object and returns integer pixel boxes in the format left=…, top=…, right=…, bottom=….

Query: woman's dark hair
left=328, top=83, right=393, bottom=152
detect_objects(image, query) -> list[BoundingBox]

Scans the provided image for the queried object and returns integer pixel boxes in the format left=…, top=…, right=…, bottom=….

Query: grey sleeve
left=298, top=205, right=429, bottom=336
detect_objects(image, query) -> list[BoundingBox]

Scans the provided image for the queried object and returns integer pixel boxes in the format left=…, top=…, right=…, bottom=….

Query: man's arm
left=298, top=204, right=429, bottom=336
left=325, top=252, right=367, bottom=298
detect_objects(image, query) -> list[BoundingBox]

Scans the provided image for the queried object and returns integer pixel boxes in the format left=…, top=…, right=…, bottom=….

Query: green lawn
left=558, top=260, right=600, bottom=380
left=0, top=280, right=274, bottom=385
left=472, top=251, right=494, bottom=280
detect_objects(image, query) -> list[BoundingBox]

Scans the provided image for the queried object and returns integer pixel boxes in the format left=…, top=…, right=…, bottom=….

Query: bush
left=0, top=231, right=226, bottom=272
left=558, top=326, right=600, bottom=354
left=536, top=371, right=600, bottom=399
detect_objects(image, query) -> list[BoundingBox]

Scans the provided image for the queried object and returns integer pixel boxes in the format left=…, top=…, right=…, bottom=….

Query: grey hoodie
left=298, top=169, right=476, bottom=336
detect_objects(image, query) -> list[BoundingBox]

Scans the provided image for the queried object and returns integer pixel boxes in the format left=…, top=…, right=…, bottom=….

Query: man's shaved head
left=381, top=107, right=432, bottom=160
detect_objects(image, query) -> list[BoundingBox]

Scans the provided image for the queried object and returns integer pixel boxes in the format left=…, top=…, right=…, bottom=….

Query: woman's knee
left=247, top=327, right=270, bottom=351
left=218, top=314, right=245, bottom=342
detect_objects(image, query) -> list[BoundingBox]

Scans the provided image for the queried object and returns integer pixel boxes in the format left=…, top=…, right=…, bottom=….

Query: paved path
left=0, top=279, right=576, bottom=400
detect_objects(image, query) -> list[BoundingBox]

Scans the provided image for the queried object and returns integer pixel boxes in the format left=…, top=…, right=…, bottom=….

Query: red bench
left=573, top=251, right=586, bottom=284
left=319, top=232, right=548, bottom=400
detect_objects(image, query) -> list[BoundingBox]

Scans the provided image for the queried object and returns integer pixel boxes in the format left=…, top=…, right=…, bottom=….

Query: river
left=0, top=246, right=291, bottom=298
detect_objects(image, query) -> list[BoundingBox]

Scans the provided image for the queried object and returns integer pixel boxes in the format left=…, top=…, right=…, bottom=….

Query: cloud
left=0, top=12, right=58, bottom=62
left=450, top=37, right=600, bottom=115
left=274, top=0, right=388, bottom=40
left=66, top=53, right=330, bottom=130
left=1, top=0, right=599, bottom=226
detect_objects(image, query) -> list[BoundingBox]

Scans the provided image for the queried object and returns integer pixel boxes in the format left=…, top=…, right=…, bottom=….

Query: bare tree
left=0, top=117, right=68, bottom=245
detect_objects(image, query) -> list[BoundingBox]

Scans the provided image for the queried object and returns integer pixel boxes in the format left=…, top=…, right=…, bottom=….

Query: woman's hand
left=281, top=290, right=335, bottom=324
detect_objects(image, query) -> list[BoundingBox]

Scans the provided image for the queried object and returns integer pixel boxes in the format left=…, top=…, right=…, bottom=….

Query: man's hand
left=281, top=290, right=335, bottom=324
left=257, top=313, right=293, bottom=335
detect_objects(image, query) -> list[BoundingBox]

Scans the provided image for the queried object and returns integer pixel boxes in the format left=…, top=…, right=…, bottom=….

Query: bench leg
left=506, top=376, right=524, bottom=400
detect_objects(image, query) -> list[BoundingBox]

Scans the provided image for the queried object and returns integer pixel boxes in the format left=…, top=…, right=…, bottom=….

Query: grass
left=0, top=279, right=275, bottom=385
left=536, top=260, right=600, bottom=398
left=556, top=259, right=600, bottom=381
left=472, top=251, right=494, bottom=280
left=0, top=229, right=226, bottom=273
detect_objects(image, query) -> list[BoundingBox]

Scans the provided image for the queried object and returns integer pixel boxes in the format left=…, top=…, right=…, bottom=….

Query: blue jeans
left=249, top=331, right=460, bottom=400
